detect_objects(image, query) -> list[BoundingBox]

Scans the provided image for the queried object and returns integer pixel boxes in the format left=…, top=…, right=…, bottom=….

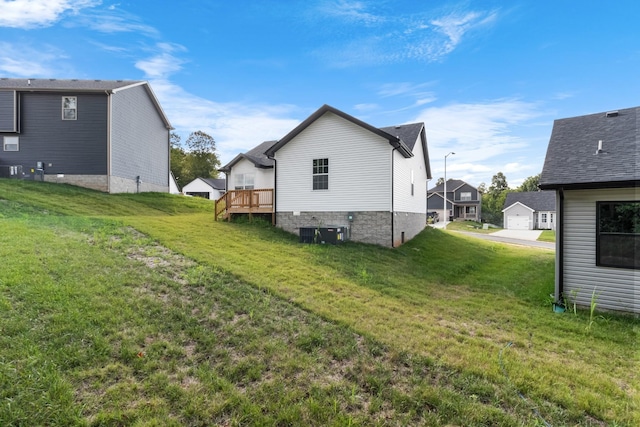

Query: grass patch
left=1, top=179, right=638, bottom=426
left=538, top=230, right=556, bottom=242
left=445, top=220, right=500, bottom=234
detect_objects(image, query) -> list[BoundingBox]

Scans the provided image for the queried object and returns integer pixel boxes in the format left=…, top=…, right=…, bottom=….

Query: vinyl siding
left=393, top=130, right=428, bottom=213
left=228, top=157, right=274, bottom=189
left=0, top=92, right=107, bottom=174
left=454, top=183, right=479, bottom=201
left=275, top=112, right=391, bottom=212
left=182, top=179, right=223, bottom=200
left=110, top=84, right=169, bottom=188
left=0, top=90, right=16, bottom=132
left=562, top=188, right=640, bottom=313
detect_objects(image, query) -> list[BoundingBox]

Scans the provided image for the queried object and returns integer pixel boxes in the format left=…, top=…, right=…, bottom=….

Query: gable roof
left=503, top=191, right=556, bottom=212
left=265, top=104, right=414, bottom=158
left=539, top=106, right=640, bottom=190
left=0, top=78, right=172, bottom=129
left=219, top=140, right=277, bottom=173
left=428, top=179, right=476, bottom=193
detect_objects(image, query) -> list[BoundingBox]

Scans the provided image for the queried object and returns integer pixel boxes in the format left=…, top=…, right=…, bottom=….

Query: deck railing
left=215, top=189, right=274, bottom=222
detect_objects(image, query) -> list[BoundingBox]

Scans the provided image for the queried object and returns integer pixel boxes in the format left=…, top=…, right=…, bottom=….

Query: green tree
left=436, top=177, right=445, bottom=186
left=482, top=172, right=510, bottom=226
left=517, top=174, right=540, bottom=192
left=170, top=133, right=188, bottom=188
left=184, top=130, right=220, bottom=182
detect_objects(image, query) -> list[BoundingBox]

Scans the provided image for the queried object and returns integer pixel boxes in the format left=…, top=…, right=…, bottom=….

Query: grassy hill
left=0, top=179, right=638, bottom=426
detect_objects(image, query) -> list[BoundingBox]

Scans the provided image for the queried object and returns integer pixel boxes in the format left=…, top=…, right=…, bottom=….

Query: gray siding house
left=502, top=191, right=556, bottom=230
left=427, top=179, right=482, bottom=222
left=540, top=106, right=639, bottom=314
left=0, top=78, right=171, bottom=193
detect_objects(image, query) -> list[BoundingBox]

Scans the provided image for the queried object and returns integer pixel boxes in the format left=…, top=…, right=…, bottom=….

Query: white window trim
left=312, top=158, right=329, bottom=190
left=62, top=96, right=77, bottom=120
left=3, top=136, right=19, bottom=151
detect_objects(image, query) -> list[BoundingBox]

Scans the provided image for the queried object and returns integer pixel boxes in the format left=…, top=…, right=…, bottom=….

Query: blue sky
left=1, top=0, right=639, bottom=187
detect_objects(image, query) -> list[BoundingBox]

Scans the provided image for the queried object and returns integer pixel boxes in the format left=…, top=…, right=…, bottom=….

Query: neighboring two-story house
left=427, top=179, right=482, bottom=222
left=217, top=104, right=432, bottom=247
left=0, top=78, right=171, bottom=193
left=540, top=106, right=639, bottom=314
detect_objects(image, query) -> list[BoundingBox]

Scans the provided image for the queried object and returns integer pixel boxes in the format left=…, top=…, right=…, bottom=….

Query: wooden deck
left=215, top=189, right=274, bottom=223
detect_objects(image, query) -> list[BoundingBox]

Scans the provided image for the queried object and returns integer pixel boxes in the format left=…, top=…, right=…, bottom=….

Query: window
left=234, top=173, right=254, bottom=190
left=460, top=191, right=472, bottom=201
left=466, top=206, right=476, bottom=215
left=313, top=158, right=328, bottom=190
left=3, top=136, right=18, bottom=151
left=541, top=213, right=547, bottom=223
left=550, top=213, right=554, bottom=223
left=62, top=96, right=77, bottom=120
left=597, top=201, right=640, bottom=269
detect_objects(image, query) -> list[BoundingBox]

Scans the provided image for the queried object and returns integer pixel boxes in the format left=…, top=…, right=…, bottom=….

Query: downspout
left=105, top=90, right=112, bottom=193
left=267, top=154, right=277, bottom=226
left=556, top=188, right=564, bottom=303
left=391, top=145, right=399, bottom=247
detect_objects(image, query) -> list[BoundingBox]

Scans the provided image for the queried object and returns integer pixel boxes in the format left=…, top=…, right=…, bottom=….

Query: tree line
left=480, top=172, right=540, bottom=225
left=170, top=131, right=221, bottom=189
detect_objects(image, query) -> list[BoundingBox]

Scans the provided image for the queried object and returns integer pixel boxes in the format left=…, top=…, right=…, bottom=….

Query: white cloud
left=74, top=8, right=158, bottom=36
left=313, top=5, right=500, bottom=66
left=414, top=99, right=547, bottom=186
left=0, top=42, right=72, bottom=76
left=149, top=79, right=300, bottom=164
left=135, top=44, right=187, bottom=79
left=317, top=0, right=385, bottom=25
left=0, top=0, right=99, bottom=28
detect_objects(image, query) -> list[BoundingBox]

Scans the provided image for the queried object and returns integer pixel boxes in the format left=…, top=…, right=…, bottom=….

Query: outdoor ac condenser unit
left=299, top=226, right=348, bottom=244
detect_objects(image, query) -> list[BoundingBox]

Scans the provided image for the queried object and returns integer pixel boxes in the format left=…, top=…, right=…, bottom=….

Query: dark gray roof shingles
left=504, top=191, right=556, bottom=211
left=540, top=106, right=640, bottom=188
left=201, top=178, right=226, bottom=190
left=379, top=122, right=423, bottom=151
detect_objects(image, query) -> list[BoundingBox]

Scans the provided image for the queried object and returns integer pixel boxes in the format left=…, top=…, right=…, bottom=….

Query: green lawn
left=444, top=220, right=499, bottom=234
left=538, top=230, right=556, bottom=242
left=1, top=180, right=638, bottom=426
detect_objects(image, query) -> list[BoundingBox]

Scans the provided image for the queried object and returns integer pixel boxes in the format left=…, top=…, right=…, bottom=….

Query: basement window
left=3, top=136, right=19, bottom=151
left=313, top=158, right=328, bottom=190
left=62, top=96, right=77, bottom=120
left=597, top=201, right=640, bottom=269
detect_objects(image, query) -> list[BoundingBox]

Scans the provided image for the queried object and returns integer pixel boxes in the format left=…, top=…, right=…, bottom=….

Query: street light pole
left=444, top=152, right=455, bottom=227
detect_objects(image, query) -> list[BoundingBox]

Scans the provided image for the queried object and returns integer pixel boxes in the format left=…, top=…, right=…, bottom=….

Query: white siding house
left=182, top=177, right=225, bottom=200
left=540, top=106, right=639, bottom=314
left=502, top=191, right=556, bottom=230
left=266, top=105, right=431, bottom=247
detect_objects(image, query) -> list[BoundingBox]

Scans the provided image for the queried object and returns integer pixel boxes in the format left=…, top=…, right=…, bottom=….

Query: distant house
left=217, top=104, right=432, bottom=247
left=539, top=106, right=639, bottom=314
left=182, top=177, right=225, bottom=200
left=427, top=179, right=482, bottom=222
left=502, top=191, right=556, bottom=230
left=0, top=78, right=172, bottom=193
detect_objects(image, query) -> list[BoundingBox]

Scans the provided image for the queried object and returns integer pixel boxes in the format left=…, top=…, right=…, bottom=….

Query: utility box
left=299, top=226, right=348, bottom=244
left=0, top=165, right=23, bottom=179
